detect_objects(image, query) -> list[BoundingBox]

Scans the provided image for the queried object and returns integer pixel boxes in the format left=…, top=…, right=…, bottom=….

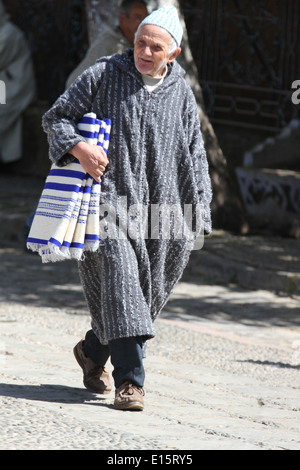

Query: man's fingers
left=69, top=141, right=109, bottom=181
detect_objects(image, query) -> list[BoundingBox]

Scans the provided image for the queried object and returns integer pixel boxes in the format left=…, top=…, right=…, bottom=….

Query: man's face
left=120, top=3, right=148, bottom=43
left=134, top=25, right=180, bottom=77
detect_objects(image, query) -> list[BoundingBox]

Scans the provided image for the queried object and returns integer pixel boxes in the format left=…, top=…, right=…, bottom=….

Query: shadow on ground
left=0, top=382, right=114, bottom=408
left=1, top=243, right=299, bottom=331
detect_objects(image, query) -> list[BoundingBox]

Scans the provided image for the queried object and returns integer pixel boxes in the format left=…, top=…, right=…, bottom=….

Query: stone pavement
left=0, top=173, right=299, bottom=450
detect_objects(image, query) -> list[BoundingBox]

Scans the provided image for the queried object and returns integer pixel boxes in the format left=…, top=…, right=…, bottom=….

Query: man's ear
left=168, top=47, right=181, bottom=63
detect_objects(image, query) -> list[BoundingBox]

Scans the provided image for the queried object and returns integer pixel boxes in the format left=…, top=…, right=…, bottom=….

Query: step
left=236, top=168, right=300, bottom=238
left=184, top=231, right=300, bottom=296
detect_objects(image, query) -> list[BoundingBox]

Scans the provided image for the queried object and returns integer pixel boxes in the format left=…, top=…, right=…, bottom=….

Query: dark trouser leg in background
left=83, top=329, right=110, bottom=367
left=73, top=330, right=111, bottom=394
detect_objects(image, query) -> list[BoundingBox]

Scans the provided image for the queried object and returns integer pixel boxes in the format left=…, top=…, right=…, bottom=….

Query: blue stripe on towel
left=80, top=116, right=97, bottom=125
left=49, top=237, right=62, bottom=248
left=79, top=129, right=98, bottom=139
left=79, top=185, right=92, bottom=194
left=70, top=242, right=84, bottom=249
left=45, top=182, right=81, bottom=193
left=49, top=169, right=87, bottom=180
left=85, top=234, right=100, bottom=241
left=27, top=237, right=48, bottom=245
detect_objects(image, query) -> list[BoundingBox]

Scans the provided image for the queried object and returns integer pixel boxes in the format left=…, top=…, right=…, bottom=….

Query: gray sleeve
left=42, top=65, right=102, bottom=166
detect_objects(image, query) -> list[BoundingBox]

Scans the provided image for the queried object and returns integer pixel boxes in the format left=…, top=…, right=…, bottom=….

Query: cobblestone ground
left=0, top=246, right=299, bottom=450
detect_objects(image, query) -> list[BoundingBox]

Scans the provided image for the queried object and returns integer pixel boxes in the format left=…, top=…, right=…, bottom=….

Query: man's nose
left=143, top=45, right=152, bottom=56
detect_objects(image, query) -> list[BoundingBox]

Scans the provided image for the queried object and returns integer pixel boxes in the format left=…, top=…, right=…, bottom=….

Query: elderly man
left=42, top=6, right=212, bottom=411
left=66, top=0, right=148, bottom=88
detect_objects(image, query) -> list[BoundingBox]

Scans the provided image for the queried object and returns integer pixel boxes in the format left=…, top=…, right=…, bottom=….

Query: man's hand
left=70, top=141, right=109, bottom=182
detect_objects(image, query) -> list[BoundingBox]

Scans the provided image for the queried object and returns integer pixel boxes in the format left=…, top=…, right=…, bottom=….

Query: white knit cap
left=140, top=6, right=183, bottom=46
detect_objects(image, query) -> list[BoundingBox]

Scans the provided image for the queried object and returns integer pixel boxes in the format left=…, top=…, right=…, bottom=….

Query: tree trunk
left=85, top=0, right=249, bottom=233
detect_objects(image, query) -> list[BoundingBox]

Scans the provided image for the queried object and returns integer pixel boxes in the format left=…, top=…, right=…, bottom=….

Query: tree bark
left=85, top=0, right=249, bottom=233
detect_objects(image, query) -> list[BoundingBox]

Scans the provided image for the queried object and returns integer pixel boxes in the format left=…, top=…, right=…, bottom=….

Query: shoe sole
left=73, top=345, right=111, bottom=394
left=114, top=400, right=144, bottom=411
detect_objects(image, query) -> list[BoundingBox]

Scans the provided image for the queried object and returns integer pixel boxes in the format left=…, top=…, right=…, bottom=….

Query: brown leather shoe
left=114, top=381, right=145, bottom=411
left=73, top=339, right=112, bottom=394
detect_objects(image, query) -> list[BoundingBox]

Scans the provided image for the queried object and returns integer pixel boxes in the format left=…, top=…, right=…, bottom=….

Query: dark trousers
left=83, top=330, right=145, bottom=389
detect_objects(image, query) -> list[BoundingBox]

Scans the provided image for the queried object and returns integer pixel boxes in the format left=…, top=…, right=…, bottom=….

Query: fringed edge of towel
left=27, top=240, right=100, bottom=264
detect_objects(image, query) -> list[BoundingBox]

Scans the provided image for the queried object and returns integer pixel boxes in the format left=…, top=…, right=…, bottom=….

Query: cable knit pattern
left=42, top=49, right=212, bottom=345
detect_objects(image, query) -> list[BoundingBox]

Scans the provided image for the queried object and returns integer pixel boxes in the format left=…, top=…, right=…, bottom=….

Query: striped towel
left=27, top=113, right=111, bottom=263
